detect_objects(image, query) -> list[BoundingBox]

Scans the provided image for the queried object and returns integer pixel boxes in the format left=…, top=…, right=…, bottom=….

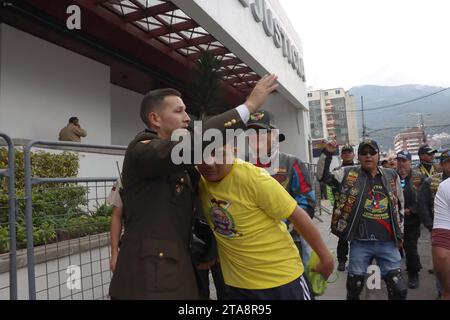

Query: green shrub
left=33, top=222, right=57, bottom=246
left=94, top=204, right=113, bottom=217
left=0, top=213, right=112, bottom=254
left=93, top=215, right=112, bottom=233
left=0, top=222, right=57, bottom=254
left=0, top=148, right=79, bottom=191
left=0, top=193, right=9, bottom=224
left=0, top=225, right=9, bottom=253
left=65, top=214, right=111, bottom=238
left=0, top=149, right=83, bottom=223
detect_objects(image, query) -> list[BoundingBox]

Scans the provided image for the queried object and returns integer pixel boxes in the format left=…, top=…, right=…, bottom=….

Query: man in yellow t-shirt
left=198, top=144, right=334, bottom=299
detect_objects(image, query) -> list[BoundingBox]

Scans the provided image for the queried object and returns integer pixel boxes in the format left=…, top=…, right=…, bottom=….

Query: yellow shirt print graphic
left=209, top=198, right=242, bottom=238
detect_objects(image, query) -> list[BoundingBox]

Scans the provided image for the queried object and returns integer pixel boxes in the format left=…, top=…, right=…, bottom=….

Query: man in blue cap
left=396, top=150, right=423, bottom=289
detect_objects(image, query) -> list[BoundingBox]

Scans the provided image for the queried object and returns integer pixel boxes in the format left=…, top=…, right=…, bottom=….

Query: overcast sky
left=279, top=0, right=450, bottom=90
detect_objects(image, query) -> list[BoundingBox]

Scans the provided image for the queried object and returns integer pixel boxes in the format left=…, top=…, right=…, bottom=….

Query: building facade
left=0, top=0, right=311, bottom=164
left=394, top=128, right=425, bottom=154
left=308, top=88, right=359, bottom=148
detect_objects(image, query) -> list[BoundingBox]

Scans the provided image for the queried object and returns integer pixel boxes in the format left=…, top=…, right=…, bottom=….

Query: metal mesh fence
left=29, top=180, right=115, bottom=300
left=0, top=195, right=12, bottom=298
left=1, top=179, right=117, bottom=300
left=2, top=137, right=329, bottom=300
left=0, top=133, right=17, bottom=300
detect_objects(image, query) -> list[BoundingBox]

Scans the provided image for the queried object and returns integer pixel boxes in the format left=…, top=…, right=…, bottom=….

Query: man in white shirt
left=432, top=149, right=450, bottom=300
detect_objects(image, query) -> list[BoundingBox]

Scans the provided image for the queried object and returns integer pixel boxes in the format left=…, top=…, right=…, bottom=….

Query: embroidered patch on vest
left=346, top=171, right=359, bottom=187
left=389, top=179, right=396, bottom=191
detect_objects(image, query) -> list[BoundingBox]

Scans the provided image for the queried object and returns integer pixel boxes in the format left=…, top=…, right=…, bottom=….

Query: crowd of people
left=317, top=140, right=449, bottom=300
left=102, top=74, right=449, bottom=300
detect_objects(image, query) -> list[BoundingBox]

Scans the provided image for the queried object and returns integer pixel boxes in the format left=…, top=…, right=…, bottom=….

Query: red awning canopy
left=2, top=0, right=263, bottom=104
left=94, top=0, right=259, bottom=92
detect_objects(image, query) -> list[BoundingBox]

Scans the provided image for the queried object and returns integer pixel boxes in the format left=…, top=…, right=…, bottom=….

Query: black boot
left=337, top=261, right=346, bottom=272
left=408, top=272, right=419, bottom=289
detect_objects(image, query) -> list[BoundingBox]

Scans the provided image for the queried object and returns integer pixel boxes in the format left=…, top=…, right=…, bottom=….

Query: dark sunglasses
left=359, top=150, right=378, bottom=156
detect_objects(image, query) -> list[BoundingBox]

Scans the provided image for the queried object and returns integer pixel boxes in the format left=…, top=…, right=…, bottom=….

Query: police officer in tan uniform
left=58, top=117, right=87, bottom=142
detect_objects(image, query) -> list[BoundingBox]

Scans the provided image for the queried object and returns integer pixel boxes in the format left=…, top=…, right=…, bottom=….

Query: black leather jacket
left=397, top=170, right=421, bottom=226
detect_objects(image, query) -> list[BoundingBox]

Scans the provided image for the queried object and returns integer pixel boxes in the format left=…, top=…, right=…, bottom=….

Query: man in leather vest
left=417, top=144, right=443, bottom=232
left=109, top=74, right=279, bottom=299
left=326, top=144, right=355, bottom=272
left=396, top=151, right=422, bottom=289
left=245, top=110, right=315, bottom=265
left=418, top=144, right=439, bottom=178
left=317, top=139, right=407, bottom=300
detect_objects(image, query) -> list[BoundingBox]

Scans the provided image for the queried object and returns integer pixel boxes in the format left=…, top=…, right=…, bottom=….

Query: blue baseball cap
left=396, top=150, right=412, bottom=161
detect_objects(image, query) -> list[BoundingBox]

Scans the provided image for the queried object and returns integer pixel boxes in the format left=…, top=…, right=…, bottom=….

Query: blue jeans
left=348, top=240, right=402, bottom=278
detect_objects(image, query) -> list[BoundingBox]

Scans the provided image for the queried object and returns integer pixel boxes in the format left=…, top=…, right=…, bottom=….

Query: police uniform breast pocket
left=140, top=239, right=180, bottom=292
left=169, top=172, right=191, bottom=206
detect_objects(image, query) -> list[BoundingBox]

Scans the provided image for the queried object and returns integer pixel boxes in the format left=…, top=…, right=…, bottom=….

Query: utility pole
left=419, top=114, right=425, bottom=129
left=419, top=114, right=426, bottom=142
left=409, top=113, right=431, bottom=143
left=361, top=96, right=367, bottom=140
left=308, top=135, right=313, bottom=164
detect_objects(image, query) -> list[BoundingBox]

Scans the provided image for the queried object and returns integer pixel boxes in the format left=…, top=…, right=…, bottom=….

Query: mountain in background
left=348, top=84, right=450, bottom=152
